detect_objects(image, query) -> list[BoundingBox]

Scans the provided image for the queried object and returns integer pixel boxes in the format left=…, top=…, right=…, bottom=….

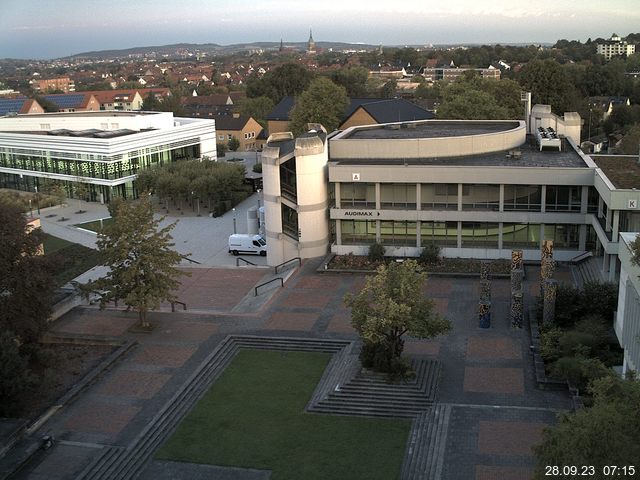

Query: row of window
left=337, top=183, right=597, bottom=213
left=339, top=220, right=589, bottom=250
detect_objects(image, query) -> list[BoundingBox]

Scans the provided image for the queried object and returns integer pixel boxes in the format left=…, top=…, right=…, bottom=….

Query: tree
left=217, top=142, right=227, bottom=157
left=83, top=195, right=189, bottom=327
left=289, top=77, right=349, bottom=135
left=344, top=260, right=452, bottom=375
left=227, top=137, right=240, bottom=151
left=331, top=66, right=370, bottom=97
left=517, top=59, right=581, bottom=114
left=238, top=95, right=275, bottom=128
left=0, top=202, right=55, bottom=343
left=534, top=375, right=640, bottom=478
left=380, top=79, right=397, bottom=98
left=438, top=89, right=509, bottom=120
left=0, top=330, right=37, bottom=416
left=246, top=63, right=314, bottom=103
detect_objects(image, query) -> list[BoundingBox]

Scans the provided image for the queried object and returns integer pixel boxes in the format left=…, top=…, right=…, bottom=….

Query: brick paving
left=14, top=259, right=578, bottom=480
left=463, top=367, right=525, bottom=394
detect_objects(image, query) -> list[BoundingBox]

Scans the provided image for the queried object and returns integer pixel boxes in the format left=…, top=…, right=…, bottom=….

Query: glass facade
left=461, top=222, right=500, bottom=248
left=281, top=203, right=298, bottom=240
left=420, top=221, right=458, bottom=247
left=279, top=157, right=297, bottom=202
left=341, top=220, right=376, bottom=245
left=503, top=185, right=542, bottom=211
left=502, top=223, right=541, bottom=248
left=461, top=185, right=500, bottom=211
left=380, top=221, right=417, bottom=246
left=545, top=186, right=581, bottom=212
left=422, top=184, right=457, bottom=210
left=544, top=224, right=580, bottom=249
left=380, top=184, right=416, bottom=209
left=340, top=182, right=375, bottom=208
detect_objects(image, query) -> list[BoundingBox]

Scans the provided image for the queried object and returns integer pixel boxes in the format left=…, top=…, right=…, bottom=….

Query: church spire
left=307, top=28, right=316, bottom=54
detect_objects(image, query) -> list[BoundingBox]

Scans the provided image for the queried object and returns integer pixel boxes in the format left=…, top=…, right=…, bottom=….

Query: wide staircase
left=573, top=256, right=604, bottom=287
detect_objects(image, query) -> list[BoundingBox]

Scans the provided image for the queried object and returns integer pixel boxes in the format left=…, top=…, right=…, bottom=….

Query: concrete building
left=597, top=34, right=636, bottom=60
left=0, top=111, right=216, bottom=202
left=615, top=233, right=640, bottom=376
left=422, top=65, right=500, bottom=82
left=261, top=102, right=640, bottom=283
left=31, top=77, right=75, bottom=93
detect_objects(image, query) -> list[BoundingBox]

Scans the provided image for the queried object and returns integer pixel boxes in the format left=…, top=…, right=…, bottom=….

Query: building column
left=335, top=219, right=342, bottom=246
left=499, top=184, right=504, bottom=212
left=609, top=255, right=618, bottom=282
left=416, top=221, right=420, bottom=247
left=539, top=224, right=545, bottom=249
left=375, top=183, right=381, bottom=210
left=581, top=185, right=589, bottom=214
left=579, top=224, right=587, bottom=251
left=612, top=210, right=620, bottom=240
left=598, top=196, right=603, bottom=218
left=603, top=252, right=610, bottom=276
left=416, top=184, right=421, bottom=211
left=540, top=185, right=546, bottom=213
left=498, top=222, right=504, bottom=250
left=605, top=207, right=612, bottom=233
left=457, top=184, right=463, bottom=211
left=334, top=182, right=341, bottom=209
left=457, top=221, right=462, bottom=249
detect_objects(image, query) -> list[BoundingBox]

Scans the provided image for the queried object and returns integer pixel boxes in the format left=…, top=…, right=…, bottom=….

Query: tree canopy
left=330, top=66, right=371, bottom=98
left=518, top=59, right=581, bottom=114
left=246, top=63, right=315, bottom=103
left=344, top=260, right=451, bottom=374
left=289, top=77, right=348, bottom=135
left=83, top=195, right=188, bottom=327
left=0, top=202, right=55, bottom=343
left=534, top=375, right=640, bottom=478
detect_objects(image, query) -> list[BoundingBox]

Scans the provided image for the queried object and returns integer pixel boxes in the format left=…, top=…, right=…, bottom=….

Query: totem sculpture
left=510, top=249, right=524, bottom=328
left=479, top=261, right=491, bottom=328
left=540, top=239, right=554, bottom=297
left=542, top=279, right=558, bottom=326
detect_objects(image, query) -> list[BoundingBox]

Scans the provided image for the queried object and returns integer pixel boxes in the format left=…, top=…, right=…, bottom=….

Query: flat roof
left=331, top=136, right=589, bottom=168
left=592, top=155, right=640, bottom=189
left=343, top=120, right=521, bottom=140
left=9, top=111, right=159, bottom=118
left=0, top=128, right=145, bottom=139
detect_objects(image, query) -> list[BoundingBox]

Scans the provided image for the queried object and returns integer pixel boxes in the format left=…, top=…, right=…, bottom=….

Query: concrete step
left=310, top=404, right=421, bottom=418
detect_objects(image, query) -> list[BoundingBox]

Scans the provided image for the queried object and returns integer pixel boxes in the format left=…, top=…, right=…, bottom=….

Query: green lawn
left=157, top=349, right=411, bottom=480
left=74, top=217, right=113, bottom=233
left=42, top=233, right=102, bottom=286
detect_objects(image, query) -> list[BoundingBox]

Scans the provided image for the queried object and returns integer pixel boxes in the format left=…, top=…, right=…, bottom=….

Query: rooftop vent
left=535, top=127, right=561, bottom=151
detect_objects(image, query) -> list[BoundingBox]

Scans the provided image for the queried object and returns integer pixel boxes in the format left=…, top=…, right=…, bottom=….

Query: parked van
left=228, top=234, right=267, bottom=256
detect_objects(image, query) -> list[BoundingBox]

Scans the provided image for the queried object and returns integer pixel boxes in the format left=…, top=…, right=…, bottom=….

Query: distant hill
left=67, top=41, right=381, bottom=60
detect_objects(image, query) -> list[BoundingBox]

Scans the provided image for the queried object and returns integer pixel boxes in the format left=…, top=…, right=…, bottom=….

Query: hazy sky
left=1, top=0, right=639, bottom=59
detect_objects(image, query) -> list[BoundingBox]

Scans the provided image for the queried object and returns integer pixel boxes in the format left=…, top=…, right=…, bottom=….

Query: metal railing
left=274, top=257, right=301, bottom=274
left=236, top=257, right=257, bottom=266
left=254, top=277, right=283, bottom=296
left=181, top=254, right=201, bottom=264
left=171, top=301, right=187, bottom=312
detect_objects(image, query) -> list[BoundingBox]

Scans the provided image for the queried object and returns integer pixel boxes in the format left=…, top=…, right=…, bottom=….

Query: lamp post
left=232, top=207, right=237, bottom=234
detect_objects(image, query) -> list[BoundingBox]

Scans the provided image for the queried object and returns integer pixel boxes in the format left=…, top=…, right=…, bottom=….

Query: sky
left=1, top=0, right=639, bottom=59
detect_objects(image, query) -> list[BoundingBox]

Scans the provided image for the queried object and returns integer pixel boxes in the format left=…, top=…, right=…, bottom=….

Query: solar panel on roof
left=42, top=94, right=85, bottom=109
left=0, top=99, right=27, bottom=116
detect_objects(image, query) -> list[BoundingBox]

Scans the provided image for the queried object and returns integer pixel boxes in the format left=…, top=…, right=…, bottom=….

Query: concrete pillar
left=457, top=184, right=463, bottom=211
left=598, top=196, right=604, bottom=217
left=581, top=185, right=589, bottom=214
left=612, top=210, right=620, bottom=240
left=457, top=221, right=462, bottom=249
left=499, top=184, right=504, bottom=213
left=335, top=219, right=342, bottom=246
left=579, top=224, right=587, bottom=251
left=540, top=185, right=546, bottom=213
left=498, top=222, right=504, bottom=250
left=262, top=146, right=285, bottom=266
left=605, top=206, right=612, bottom=232
left=334, top=182, right=341, bottom=209
left=375, top=183, right=381, bottom=210
left=416, top=184, right=421, bottom=211
left=542, top=279, right=558, bottom=326
left=609, top=254, right=618, bottom=282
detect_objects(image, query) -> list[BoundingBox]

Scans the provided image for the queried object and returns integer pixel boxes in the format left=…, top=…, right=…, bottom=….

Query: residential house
left=31, top=77, right=75, bottom=93
left=84, top=90, right=144, bottom=111
left=214, top=114, right=263, bottom=151
left=597, top=34, right=636, bottom=60
left=41, top=93, right=100, bottom=112
left=589, top=96, right=631, bottom=119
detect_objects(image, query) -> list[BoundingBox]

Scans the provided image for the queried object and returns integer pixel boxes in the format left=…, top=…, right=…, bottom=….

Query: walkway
left=9, top=259, right=570, bottom=480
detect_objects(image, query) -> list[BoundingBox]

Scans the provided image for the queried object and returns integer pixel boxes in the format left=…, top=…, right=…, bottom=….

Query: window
left=422, top=184, right=457, bottom=210
left=227, top=134, right=232, bottom=140
left=503, top=185, right=542, bottom=211
left=461, top=222, right=499, bottom=248
left=281, top=204, right=298, bottom=239
left=421, top=221, right=457, bottom=247
left=461, top=184, right=500, bottom=211
left=544, top=224, right=579, bottom=249
left=380, top=183, right=416, bottom=209
left=40, top=123, right=50, bottom=130
left=380, top=221, right=417, bottom=246
left=502, top=223, right=541, bottom=248
left=279, top=157, right=297, bottom=201
left=545, top=186, right=581, bottom=212
left=341, top=220, right=376, bottom=244
left=218, top=135, right=224, bottom=140
left=340, top=182, right=375, bottom=208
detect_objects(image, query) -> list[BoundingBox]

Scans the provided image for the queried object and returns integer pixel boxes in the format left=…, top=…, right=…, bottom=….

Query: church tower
left=307, top=29, right=316, bottom=54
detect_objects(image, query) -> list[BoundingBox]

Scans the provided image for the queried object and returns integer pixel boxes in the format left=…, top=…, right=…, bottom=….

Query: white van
left=228, top=234, right=267, bottom=256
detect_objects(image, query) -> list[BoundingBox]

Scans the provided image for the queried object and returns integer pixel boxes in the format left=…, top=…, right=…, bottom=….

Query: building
left=307, top=29, right=316, bottom=54
left=266, top=97, right=434, bottom=136
left=31, top=77, right=75, bottom=93
left=84, top=90, right=145, bottom=111
left=0, top=111, right=216, bottom=202
left=262, top=101, right=640, bottom=285
left=422, top=65, right=501, bottom=82
left=41, top=93, right=101, bottom=112
left=0, top=98, right=44, bottom=116
left=614, top=233, right=640, bottom=376
left=214, top=114, right=263, bottom=151
left=597, top=34, right=636, bottom=60
left=588, top=96, right=631, bottom=119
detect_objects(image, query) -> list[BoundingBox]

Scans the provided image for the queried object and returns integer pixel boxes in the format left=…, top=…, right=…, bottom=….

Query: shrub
left=359, top=340, right=414, bottom=380
left=539, top=327, right=563, bottom=363
left=252, top=162, right=263, bottom=173
left=368, top=242, right=385, bottom=262
left=550, top=356, right=612, bottom=393
left=216, top=142, right=227, bottom=157
left=0, top=331, right=37, bottom=417
left=228, top=137, right=240, bottom=151
left=419, top=242, right=441, bottom=265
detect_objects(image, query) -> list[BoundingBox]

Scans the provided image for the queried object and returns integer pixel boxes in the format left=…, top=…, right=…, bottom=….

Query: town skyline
left=1, top=0, right=639, bottom=59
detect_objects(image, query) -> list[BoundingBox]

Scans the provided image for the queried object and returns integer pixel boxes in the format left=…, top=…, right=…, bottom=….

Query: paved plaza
left=5, top=251, right=573, bottom=480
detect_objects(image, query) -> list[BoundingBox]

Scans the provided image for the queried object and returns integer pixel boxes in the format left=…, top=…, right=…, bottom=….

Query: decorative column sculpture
left=542, top=279, right=558, bottom=326
left=510, top=249, right=524, bottom=328
left=479, top=261, right=491, bottom=328
left=540, top=240, right=554, bottom=297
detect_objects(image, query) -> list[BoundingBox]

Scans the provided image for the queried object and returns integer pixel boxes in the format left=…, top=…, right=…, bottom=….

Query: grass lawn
left=157, top=349, right=411, bottom=480
left=75, top=217, right=113, bottom=233
left=43, top=233, right=103, bottom=286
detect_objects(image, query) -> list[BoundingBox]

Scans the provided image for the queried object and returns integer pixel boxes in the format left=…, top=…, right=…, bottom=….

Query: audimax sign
left=343, top=211, right=381, bottom=217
